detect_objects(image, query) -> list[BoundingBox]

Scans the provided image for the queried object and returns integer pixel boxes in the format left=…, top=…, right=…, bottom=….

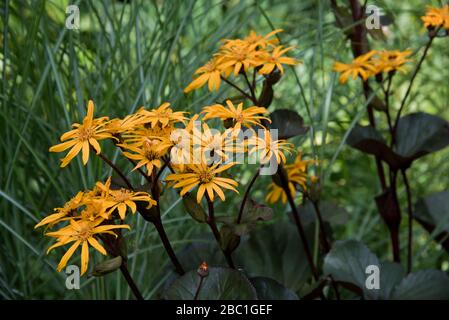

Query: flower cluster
left=40, top=97, right=296, bottom=273
left=35, top=177, right=156, bottom=275
left=184, top=29, right=299, bottom=93
left=333, top=49, right=413, bottom=84
left=38, top=30, right=305, bottom=277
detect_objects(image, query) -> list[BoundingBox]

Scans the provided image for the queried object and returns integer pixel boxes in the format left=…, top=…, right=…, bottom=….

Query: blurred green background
left=0, top=0, right=448, bottom=299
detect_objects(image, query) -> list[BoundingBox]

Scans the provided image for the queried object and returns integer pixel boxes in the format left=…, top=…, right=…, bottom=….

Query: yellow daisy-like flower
left=166, top=163, right=239, bottom=203
left=49, top=100, right=114, bottom=167
left=421, top=5, right=449, bottom=30
left=141, top=102, right=187, bottom=128
left=373, top=50, right=413, bottom=74
left=79, top=198, right=110, bottom=221
left=242, top=29, right=282, bottom=48
left=184, top=58, right=223, bottom=93
left=121, top=138, right=170, bottom=175
left=45, top=218, right=130, bottom=275
left=216, top=41, right=261, bottom=76
left=285, top=152, right=316, bottom=190
left=105, top=113, right=146, bottom=135
left=123, top=124, right=174, bottom=146
left=247, top=129, right=293, bottom=164
left=265, top=180, right=295, bottom=204
left=192, top=123, right=242, bottom=164
left=96, top=178, right=157, bottom=220
left=201, top=100, right=270, bottom=131
left=333, top=50, right=378, bottom=84
left=34, top=191, right=85, bottom=229
left=266, top=152, right=316, bottom=204
left=258, top=45, right=299, bottom=74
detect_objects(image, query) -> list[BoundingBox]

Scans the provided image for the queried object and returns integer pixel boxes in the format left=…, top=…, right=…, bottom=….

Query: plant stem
left=155, top=161, right=168, bottom=182
left=96, top=151, right=134, bottom=190
left=236, top=168, right=260, bottom=224
left=220, top=75, right=255, bottom=104
left=193, top=276, right=205, bottom=300
left=402, top=169, right=413, bottom=273
left=329, top=275, right=341, bottom=300
left=152, top=216, right=185, bottom=275
left=277, top=167, right=319, bottom=280
left=393, top=30, right=439, bottom=135
left=99, top=234, right=143, bottom=300
left=390, top=227, right=401, bottom=263
left=311, top=199, right=331, bottom=253
left=383, top=73, right=394, bottom=140
left=205, top=194, right=236, bottom=269
left=119, top=263, right=144, bottom=300
left=389, top=170, right=401, bottom=263
left=242, top=70, right=257, bottom=103
left=149, top=169, right=185, bottom=275
left=252, top=68, right=257, bottom=94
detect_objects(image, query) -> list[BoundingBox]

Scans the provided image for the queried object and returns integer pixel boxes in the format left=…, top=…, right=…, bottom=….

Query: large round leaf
left=176, top=240, right=226, bottom=270
left=392, top=270, right=449, bottom=300
left=163, top=267, right=257, bottom=300
left=415, top=191, right=449, bottom=233
left=250, top=277, right=299, bottom=300
left=346, top=125, right=403, bottom=168
left=235, top=221, right=314, bottom=291
left=378, top=262, right=404, bottom=300
left=269, top=109, right=308, bottom=140
left=323, top=240, right=379, bottom=299
left=395, top=112, right=449, bottom=161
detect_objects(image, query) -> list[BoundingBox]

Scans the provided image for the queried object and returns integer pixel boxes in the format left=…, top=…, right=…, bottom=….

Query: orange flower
left=201, top=100, right=270, bottom=131
left=184, top=58, right=223, bottom=93
left=333, top=51, right=378, bottom=84
left=258, top=45, right=299, bottom=74
left=421, top=5, right=449, bottom=30
left=49, top=100, right=113, bottom=167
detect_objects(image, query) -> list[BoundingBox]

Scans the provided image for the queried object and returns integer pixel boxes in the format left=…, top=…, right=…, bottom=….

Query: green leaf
left=348, top=114, right=449, bottom=169
left=323, top=240, right=379, bottom=299
left=378, top=262, right=404, bottom=300
left=269, top=109, right=308, bottom=140
left=415, top=191, right=449, bottom=233
left=240, top=199, right=273, bottom=224
left=163, top=267, right=257, bottom=300
left=250, top=277, right=299, bottom=300
left=216, top=199, right=273, bottom=236
left=392, top=270, right=449, bottom=300
left=235, top=221, right=314, bottom=291
left=182, top=193, right=207, bottom=223
left=346, top=125, right=403, bottom=168
left=395, top=112, right=449, bottom=161
left=176, top=241, right=226, bottom=271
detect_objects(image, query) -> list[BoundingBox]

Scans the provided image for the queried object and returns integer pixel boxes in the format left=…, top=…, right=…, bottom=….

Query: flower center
left=204, top=61, right=216, bottom=72
left=235, top=112, right=244, bottom=123
left=143, top=140, right=160, bottom=160
left=198, top=171, right=213, bottom=183
left=76, top=222, right=93, bottom=241
left=113, top=189, right=132, bottom=202
left=78, top=126, right=94, bottom=141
